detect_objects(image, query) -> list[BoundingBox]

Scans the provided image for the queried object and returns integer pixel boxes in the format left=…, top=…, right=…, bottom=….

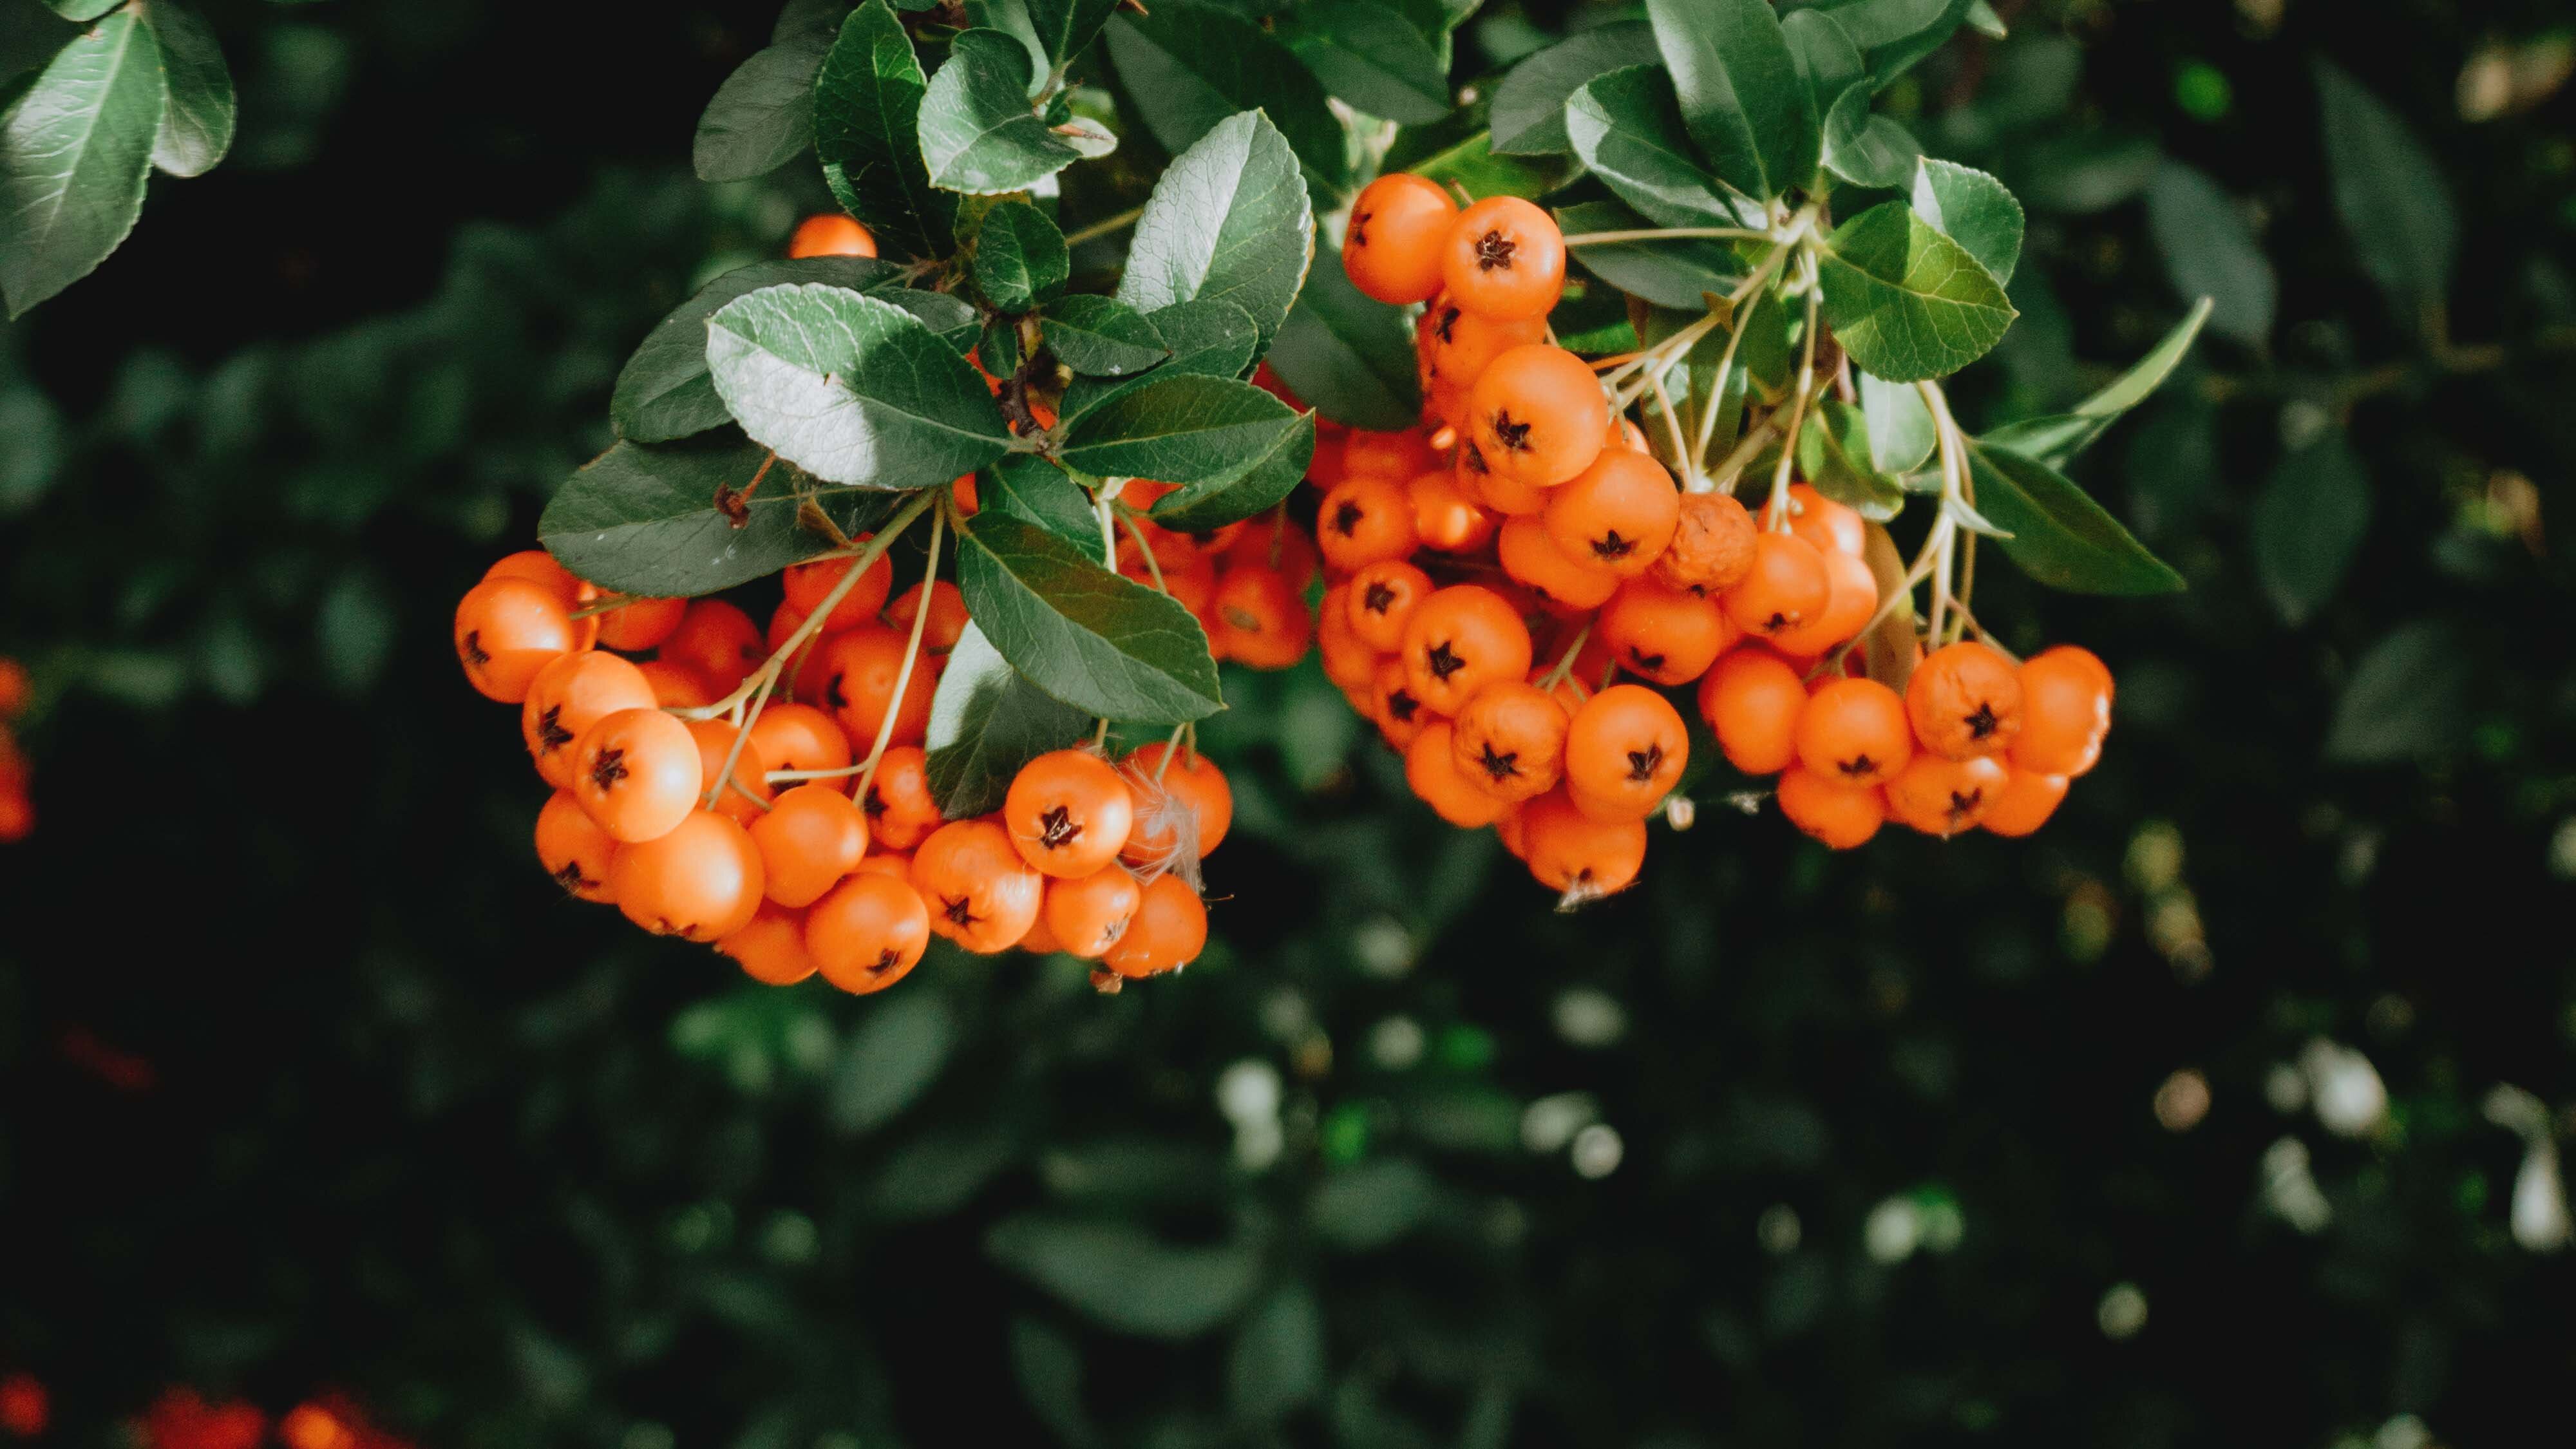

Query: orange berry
left=1696, top=648, right=1806, bottom=775
left=1405, top=720, right=1513, bottom=826
left=636, top=658, right=717, bottom=708
left=454, top=577, right=578, bottom=703
left=1450, top=680, right=1569, bottom=803
left=1208, top=565, right=1315, bottom=670
left=1981, top=768, right=2069, bottom=837
left=806, top=872, right=931, bottom=992
left=1882, top=753, right=2011, bottom=837
left=790, top=213, right=877, bottom=258
left=1544, top=448, right=1680, bottom=577
left=596, top=596, right=687, bottom=652
left=573, top=707, right=703, bottom=843
left=1421, top=298, right=1548, bottom=392
left=1497, top=515, right=1619, bottom=611
left=1343, top=428, right=1440, bottom=480
left=1222, top=513, right=1321, bottom=592
left=535, top=789, right=618, bottom=903
left=1120, top=742, right=1233, bottom=868
left=1400, top=584, right=1535, bottom=716
left=1018, top=909, right=1065, bottom=955
left=1101, top=874, right=1208, bottom=978
left=911, top=819, right=1044, bottom=953
left=1315, top=476, right=1420, bottom=574
left=1005, top=749, right=1135, bottom=878
left=719, top=904, right=820, bottom=986
left=1517, top=790, right=1647, bottom=901
left=1776, top=766, right=1885, bottom=849
left=1562, top=683, right=1688, bottom=820
left=483, top=548, right=599, bottom=621
left=747, top=702, right=854, bottom=790
left=1718, top=532, right=1831, bottom=641
left=1408, top=468, right=1498, bottom=553
left=1905, top=641, right=2025, bottom=761
left=1368, top=655, right=1434, bottom=749
left=819, top=627, right=939, bottom=751
left=0, top=658, right=26, bottom=718
left=1441, top=196, right=1566, bottom=320
left=1654, top=491, right=1759, bottom=594
left=1768, top=547, right=1880, bottom=656
left=860, top=745, right=945, bottom=851
left=1316, top=581, right=1385, bottom=692
left=951, top=472, right=981, bottom=516
left=1343, top=173, right=1458, bottom=304
left=850, top=851, right=913, bottom=881
left=1596, top=578, right=1732, bottom=685
left=2009, top=646, right=2113, bottom=777
left=749, top=783, right=871, bottom=907
left=1785, top=483, right=1865, bottom=558
left=687, top=717, right=775, bottom=823
left=1459, top=437, right=1549, bottom=515
left=521, top=650, right=655, bottom=790
left=1345, top=559, right=1435, bottom=654
left=885, top=580, right=970, bottom=651
left=766, top=601, right=839, bottom=702
left=783, top=547, right=895, bottom=634
left=1043, top=866, right=1144, bottom=959
left=1468, top=345, right=1607, bottom=487
left=663, top=599, right=766, bottom=690
left=610, top=809, right=765, bottom=942
left=1794, top=677, right=1913, bottom=787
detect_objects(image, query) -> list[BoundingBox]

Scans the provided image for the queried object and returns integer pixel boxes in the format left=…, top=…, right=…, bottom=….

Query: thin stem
left=1707, top=420, right=1776, bottom=496
left=1151, top=721, right=1187, bottom=784
left=1538, top=624, right=1592, bottom=691
left=1645, top=365, right=1689, bottom=477
left=569, top=592, right=636, bottom=621
left=1819, top=515, right=1948, bottom=678
left=1687, top=310, right=1753, bottom=487
left=1763, top=248, right=1824, bottom=532
left=1063, top=205, right=1145, bottom=247
left=1561, top=226, right=1774, bottom=246
left=1917, top=379, right=1971, bottom=648
left=846, top=501, right=947, bottom=809
left=1115, top=509, right=1170, bottom=594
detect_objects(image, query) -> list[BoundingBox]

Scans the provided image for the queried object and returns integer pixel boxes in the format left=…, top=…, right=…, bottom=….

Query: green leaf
left=1965, top=439, right=2184, bottom=595
left=980, top=312, right=1027, bottom=379
left=1146, top=405, right=1314, bottom=531
left=1056, top=298, right=1262, bottom=424
left=956, top=512, right=1226, bottom=722
left=1307, top=1157, right=1436, bottom=1250
left=1782, top=8, right=1864, bottom=117
left=2249, top=435, right=2369, bottom=625
left=611, top=256, right=902, bottom=443
left=1381, top=113, right=1566, bottom=202
left=1795, top=397, right=1903, bottom=519
left=1229, top=1285, right=1326, bottom=1421
left=1104, top=1, right=1350, bottom=197
left=1025, top=0, right=1121, bottom=67
left=774, top=0, right=855, bottom=47
left=1812, top=0, right=1978, bottom=85
left=1009, top=1319, right=1099, bottom=1449
left=972, top=199, right=1070, bottom=310
left=1113, top=109, right=1314, bottom=350
left=2, top=9, right=75, bottom=90
left=1566, top=64, right=1767, bottom=229
left=694, top=29, right=832, bottom=182
left=965, top=0, right=1053, bottom=82
left=985, top=1215, right=1264, bottom=1339
left=1965, top=1, right=2007, bottom=39
left=1041, top=294, right=1170, bottom=376
left=538, top=437, right=895, bottom=597
left=1979, top=297, right=2211, bottom=468
left=1816, top=200, right=2017, bottom=383
left=705, top=282, right=1012, bottom=488
left=1265, top=254, right=1422, bottom=431
left=1857, top=368, right=1935, bottom=475
left=1488, top=21, right=1656, bottom=156
left=2314, top=59, right=2456, bottom=314
left=142, top=1, right=232, bottom=179
left=44, top=1, right=119, bottom=21
left=1821, top=82, right=1921, bottom=189
left=877, top=285, right=983, bottom=351
left=920, top=29, right=1116, bottom=195
left=2324, top=619, right=2472, bottom=764
left=1555, top=198, right=1743, bottom=311
left=924, top=621, right=1094, bottom=818
left=814, top=0, right=954, bottom=260
left=0, top=8, right=163, bottom=316
left=981, top=453, right=1100, bottom=545
left=1282, top=0, right=1452, bottom=126
left=1057, top=371, right=1304, bottom=486
left=2016, top=131, right=2159, bottom=214
left=826, top=990, right=957, bottom=1135
left=2144, top=161, right=2272, bottom=347
left=1908, top=158, right=2023, bottom=286
left=1645, top=0, right=1816, bottom=201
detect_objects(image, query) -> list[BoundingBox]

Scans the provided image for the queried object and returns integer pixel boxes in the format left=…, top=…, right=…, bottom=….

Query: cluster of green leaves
left=0, top=0, right=234, bottom=316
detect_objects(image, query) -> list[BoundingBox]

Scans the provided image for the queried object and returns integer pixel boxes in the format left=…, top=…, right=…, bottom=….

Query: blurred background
left=5, top=1, right=2575, bottom=1445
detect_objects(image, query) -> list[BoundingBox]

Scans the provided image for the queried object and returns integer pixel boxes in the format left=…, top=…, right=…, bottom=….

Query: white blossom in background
left=1520, top=1092, right=1598, bottom=1155
left=1570, top=1124, right=1624, bottom=1179
left=1217, top=1059, right=1283, bottom=1171
left=2482, top=1084, right=2572, bottom=1253
left=1863, top=1197, right=1922, bottom=1264
left=1551, top=988, right=1627, bottom=1048
left=2299, top=1039, right=2387, bottom=1137
left=2262, top=1137, right=2333, bottom=1235
left=2097, top=1283, right=2148, bottom=1340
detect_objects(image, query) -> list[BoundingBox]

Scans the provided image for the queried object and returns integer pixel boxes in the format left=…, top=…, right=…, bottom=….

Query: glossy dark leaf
left=1146, top=407, right=1315, bottom=531
left=1057, top=372, right=1304, bottom=486
left=1645, top=0, right=1815, bottom=201
left=694, top=28, right=832, bottom=181
left=972, top=199, right=1070, bottom=311
left=1041, top=294, right=1170, bottom=376
left=1264, top=254, right=1421, bottom=431
left=538, top=437, right=896, bottom=597
left=0, top=8, right=162, bottom=317
left=1488, top=21, right=1656, bottom=156
left=1112, top=109, right=1314, bottom=350
left=1821, top=84, right=1921, bottom=190
left=1282, top=1, right=1452, bottom=126
left=1104, top=1, right=1350, bottom=197
left=813, top=0, right=954, bottom=260
left=1025, top=0, right=1121, bottom=67
left=954, top=512, right=1226, bottom=722
left=1909, top=158, right=2023, bottom=286
left=144, top=1, right=233, bottom=179
left=980, top=453, right=1101, bottom=546
left=919, top=29, right=1116, bottom=195
left=1566, top=64, right=1766, bottom=229
left=1812, top=0, right=1978, bottom=86
left=1817, top=201, right=2016, bottom=383
left=1966, top=439, right=2185, bottom=595
left=1556, top=199, right=1744, bottom=311
left=924, top=621, right=1094, bottom=817
left=1980, top=298, right=2210, bottom=468
left=611, top=256, right=902, bottom=444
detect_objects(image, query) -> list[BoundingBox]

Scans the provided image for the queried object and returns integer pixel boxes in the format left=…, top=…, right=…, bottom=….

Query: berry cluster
left=1307, top=174, right=2117, bottom=899
left=0, top=658, right=30, bottom=842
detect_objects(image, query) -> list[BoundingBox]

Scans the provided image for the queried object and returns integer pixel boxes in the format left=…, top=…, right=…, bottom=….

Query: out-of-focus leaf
left=2144, top=161, right=2272, bottom=346
left=923, top=621, right=1094, bottom=817
left=2250, top=435, right=2370, bottom=625
left=2325, top=618, right=2472, bottom=763
left=1487, top=21, right=1656, bottom=155
left=986, top=1215, right=1265, bottom=1338
left=954, top=512, right=1226, bottom=722
left=2315, top=59, right=2456, bottom=315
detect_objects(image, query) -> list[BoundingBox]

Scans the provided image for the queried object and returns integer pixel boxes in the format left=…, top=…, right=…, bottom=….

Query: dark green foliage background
left=5, top=2, right=2575, bottom=1445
